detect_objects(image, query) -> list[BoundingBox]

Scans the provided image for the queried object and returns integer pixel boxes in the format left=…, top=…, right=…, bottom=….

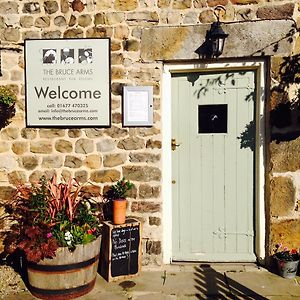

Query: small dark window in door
left=198, top=104, right=227, bottom=134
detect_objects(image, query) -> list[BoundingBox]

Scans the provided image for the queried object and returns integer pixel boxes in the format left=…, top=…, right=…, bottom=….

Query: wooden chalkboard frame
left=100, top=218, right=141, bottom=282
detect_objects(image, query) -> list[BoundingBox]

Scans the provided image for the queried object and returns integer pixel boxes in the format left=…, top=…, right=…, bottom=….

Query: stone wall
left=0, top=0, right=300, bottom=266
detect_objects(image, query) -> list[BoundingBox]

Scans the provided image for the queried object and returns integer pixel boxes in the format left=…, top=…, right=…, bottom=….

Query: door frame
left=162, top=59, right=267, bottom=264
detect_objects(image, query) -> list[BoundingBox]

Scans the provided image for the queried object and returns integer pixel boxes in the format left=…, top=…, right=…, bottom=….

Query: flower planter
left=113, top=199, right=127, bottom=224
left=27, top=236, right=101, bottom=300
left=277, top=259, right=299, bottom=279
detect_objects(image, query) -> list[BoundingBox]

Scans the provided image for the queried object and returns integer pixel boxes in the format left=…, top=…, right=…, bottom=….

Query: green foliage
left=104, top=178, right=133, bottom=200
left=2, top=176, right=104, bottom=263
left=0, top=86, right=16, bottom=107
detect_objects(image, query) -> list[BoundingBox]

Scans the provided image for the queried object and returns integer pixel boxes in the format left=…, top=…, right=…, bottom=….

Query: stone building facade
left=0, top=0, right=299, bottom=268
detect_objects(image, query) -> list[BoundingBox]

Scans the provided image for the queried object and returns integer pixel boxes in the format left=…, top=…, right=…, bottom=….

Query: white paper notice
left=127, top=91, right=149, bottom=122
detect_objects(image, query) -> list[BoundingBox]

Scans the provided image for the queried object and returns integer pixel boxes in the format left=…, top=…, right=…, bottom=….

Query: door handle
left=171, top=138, right=181, bottom=151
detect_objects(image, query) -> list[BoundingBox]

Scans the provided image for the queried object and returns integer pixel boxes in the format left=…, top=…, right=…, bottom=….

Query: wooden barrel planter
left=27, top=236, right=101, bottom=300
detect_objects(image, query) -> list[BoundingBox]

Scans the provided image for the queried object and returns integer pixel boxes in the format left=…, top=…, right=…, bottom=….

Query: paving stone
left=225, top=271, right=300, bottom=297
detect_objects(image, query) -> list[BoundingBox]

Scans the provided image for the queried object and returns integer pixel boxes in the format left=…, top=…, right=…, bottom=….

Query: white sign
left=25, top=38, right=111, bottom=127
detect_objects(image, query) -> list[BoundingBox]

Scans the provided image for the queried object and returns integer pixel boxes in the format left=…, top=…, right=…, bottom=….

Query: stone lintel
left=141, top=20, right=295, bottom=62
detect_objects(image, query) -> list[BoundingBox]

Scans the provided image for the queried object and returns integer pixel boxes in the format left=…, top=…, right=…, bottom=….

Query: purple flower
left=46, top=232, right=53, bottom=238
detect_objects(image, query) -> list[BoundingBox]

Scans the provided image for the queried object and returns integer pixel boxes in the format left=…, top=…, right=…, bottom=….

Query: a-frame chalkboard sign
left=100, top=218, right=141, bottom=282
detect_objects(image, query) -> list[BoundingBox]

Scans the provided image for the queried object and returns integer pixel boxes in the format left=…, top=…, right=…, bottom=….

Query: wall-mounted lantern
left=206, top=6, right=229, bottom=58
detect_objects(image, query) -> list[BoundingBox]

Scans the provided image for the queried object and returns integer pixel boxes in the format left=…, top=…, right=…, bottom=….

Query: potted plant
left=273, top=243, right=300, bottom=279
left=0, top=85, right=16, bottom=129
left=104, top=178, right=133, bottom=225
left=1, top=175, right=104, bottom=299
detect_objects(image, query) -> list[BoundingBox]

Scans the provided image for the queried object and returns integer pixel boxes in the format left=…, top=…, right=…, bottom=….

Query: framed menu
left=123, top=86, right=153, bottom=127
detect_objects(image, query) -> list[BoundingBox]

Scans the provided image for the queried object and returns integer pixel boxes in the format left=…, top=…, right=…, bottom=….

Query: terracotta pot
left=113, top=199, right=127, bottom=224
left=27, top=236, right=101, bottom=299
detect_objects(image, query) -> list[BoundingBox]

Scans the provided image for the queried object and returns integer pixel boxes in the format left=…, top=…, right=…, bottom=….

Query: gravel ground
left=0, top=265, right=27, bottom=299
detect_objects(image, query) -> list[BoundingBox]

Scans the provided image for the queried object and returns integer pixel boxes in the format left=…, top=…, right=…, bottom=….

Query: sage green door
left=172, top=70, right=256, bottom=261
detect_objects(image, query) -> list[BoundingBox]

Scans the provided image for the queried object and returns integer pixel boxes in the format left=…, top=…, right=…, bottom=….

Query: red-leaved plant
left=1, top=175, right=103, bottom=263
left=273, top=243, right=300, bottom=262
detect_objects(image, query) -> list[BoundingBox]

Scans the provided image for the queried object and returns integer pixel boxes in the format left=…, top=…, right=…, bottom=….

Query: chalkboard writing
left=111, top=225, right=140, bottom=277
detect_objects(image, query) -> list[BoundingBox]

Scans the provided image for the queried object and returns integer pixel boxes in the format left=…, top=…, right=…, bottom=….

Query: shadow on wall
left=194, top=265, right=268, bottom=299
left=270, top=53, right=300, bottom=143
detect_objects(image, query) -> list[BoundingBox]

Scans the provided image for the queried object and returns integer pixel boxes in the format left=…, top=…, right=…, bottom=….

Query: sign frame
left=123, top=86, right=153, bottom=127
left=24, top=38, right=111, bottom=128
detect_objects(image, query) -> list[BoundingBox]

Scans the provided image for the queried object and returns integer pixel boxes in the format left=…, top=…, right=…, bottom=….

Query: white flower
left=64, top=231, right=73, bottom=241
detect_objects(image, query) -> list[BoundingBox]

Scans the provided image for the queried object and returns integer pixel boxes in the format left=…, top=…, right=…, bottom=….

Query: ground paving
left=3, top=264, right=300, bottom=299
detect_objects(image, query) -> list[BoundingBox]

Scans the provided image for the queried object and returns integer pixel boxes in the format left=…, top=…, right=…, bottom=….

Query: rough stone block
left=139, top=184, right=160, bottom=198
left=149, top=216, right=161, bottom=226
left=75, top=170, right=88, bottom=183
left=118, top=137, right=145, bottom=150
left=22, top=2, right=40, bottom=13
left=75, top=139, right=94, bottom=154
left=106, top=126, right=128, bottom=138
left=42, top=156, right=63, bottom=168
left=0, top=1, right=18, bottom=14
left=68, top=129, right=81, bottom=138
left=111, top=66, right=125, bottom=79
left=207, top=0, right=228, bottom=6
left=126, top=11, right=159, bottom=24
left=0, top=186, right=16, bottom=201
left=172, top=0, right=192, bottom=9
left=39, top=129, right=65, bottom=138
left=63, top=28, right=84, bottom=38
left=146, top=139, right=162, bottom=149
left=86, top=27, right=108, bottom=38
left=231, top=0, right=259, bottom=4
left=112, top=112, right=122, bottom=124
left=270, top=137, right=300, bottom=172
left=257, top=3, right=295, bottom=20
left=21, top=128, right=37, bottom=139
left=95, top=0, right=112, bottom=10
left=123, top=166, right=161, bottom=181
left=129, top=153, right=160, bottom=163
left=20, top=16, right=34, bottom=28
left=64, top=155, right=83, bottom=168
left=138, top=127, right=160, bottom=137
left=42, top=30, right=62, bottom=39
left=78, top=14, right=92, bottom=27
left=44, top=1, right=59, bottom=14
left=30, top=141, right=52, bottom=154
left=20, top=156, right=39, bottom=170
left=61, top=169, right=72, bottom=181
left=61, top=0, right=70, bottom=13
left=146, top=240, right=162, bottom=255
left=103, top=153, right=127, bottom=167
left=8, top=171, right=26, bottom=185
left=270, top=177, right=296, bottom=217
left=131, top=201, right=161, bottom=213
left=158, top=0, right=171, bottom=8
left=114, top=25, right=129, bottom=39
left=114, top=0, right=138, bottom=11
left=12, top=141, right=28, bottom=155
left=0, top=142, right=9, bottom=153
left=270, top=219, right=300, bottom=255
left=55, top=140, right=72, bottom=153
left=84, top=154, right=102, bottom=169
left=199, top=9, right=216, bottom=23
left=29, top=170, right=44, bottom=183
left=34, top=16, right=50, bottom=28
left=54, top=16, right=67, bottom=26
left=85, top=128, right=103, bottom=138
left=97, top=139, right=116, bottom=152
left=68, top=15, right=77, bottom=26
left=90, top=169, right=120, bottom=183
